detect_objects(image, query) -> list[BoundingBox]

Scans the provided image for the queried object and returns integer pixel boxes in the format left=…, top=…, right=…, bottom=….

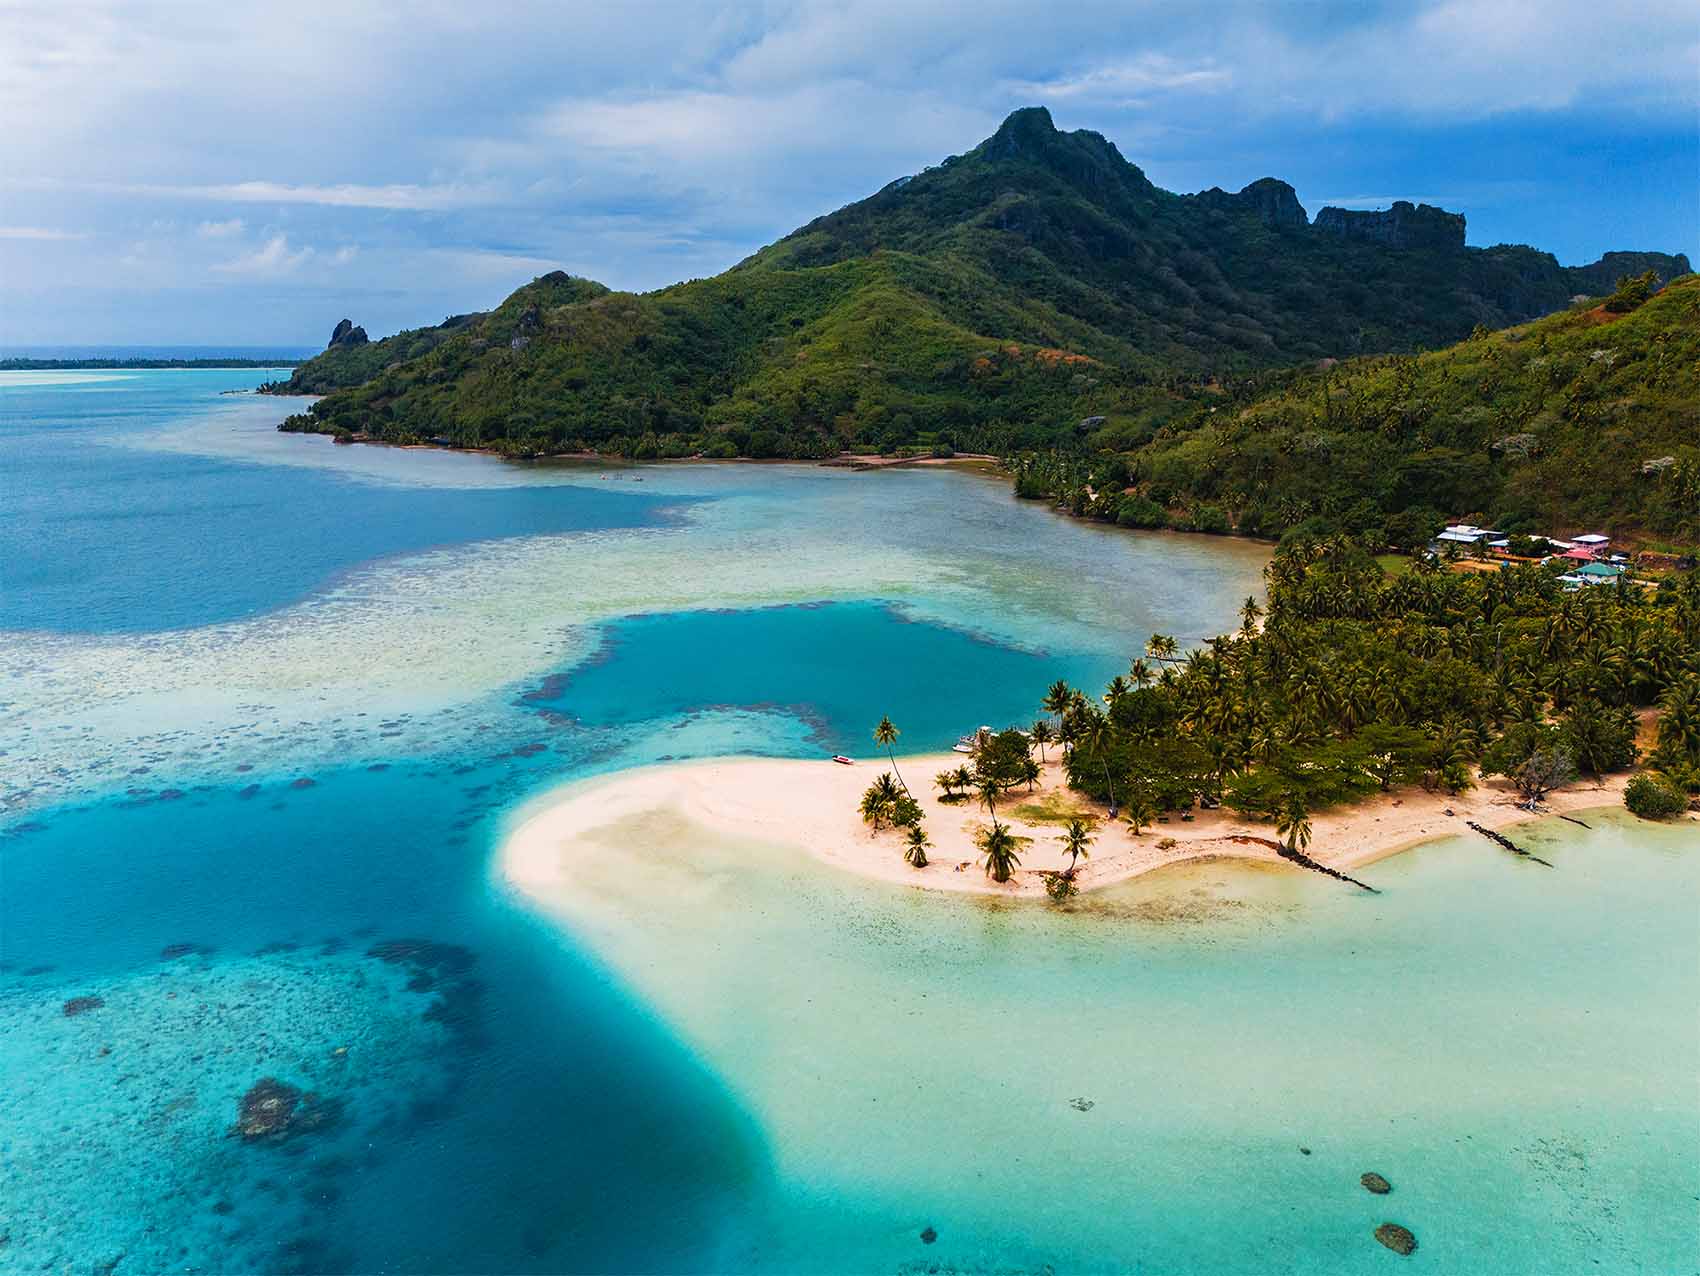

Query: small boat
left=831, top=755, right=855, bottom=766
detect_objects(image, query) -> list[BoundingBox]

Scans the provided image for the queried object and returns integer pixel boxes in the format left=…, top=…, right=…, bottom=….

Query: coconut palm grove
left=861, top=529, right=1700, bottom=881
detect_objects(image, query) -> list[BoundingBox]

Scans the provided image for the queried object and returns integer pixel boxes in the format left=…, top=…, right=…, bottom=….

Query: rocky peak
left=1195, top=178, right=1309, bottom=229
left=1567, top=250, right=1693, bottom=295
left=976, top=105, right=1153, bottom=201
left=1313, top=201, right=1466, bottom=251
left=1239, top=178, right=1308, bottom=228
left=983, top=106, right=1060, bottom=159
left=328, top=318, right=369, bottom=349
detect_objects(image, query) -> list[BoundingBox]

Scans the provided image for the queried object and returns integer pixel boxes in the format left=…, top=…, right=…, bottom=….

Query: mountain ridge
left=269, top=106, right=1689, bottom=465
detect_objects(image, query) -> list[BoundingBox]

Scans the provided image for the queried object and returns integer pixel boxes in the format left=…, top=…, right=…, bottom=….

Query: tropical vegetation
left=1043, top=530, right=1700, bottom=827
left=1010, top=272, right=1700, bottom=546
left=267, top=106, right=1688, bottom=514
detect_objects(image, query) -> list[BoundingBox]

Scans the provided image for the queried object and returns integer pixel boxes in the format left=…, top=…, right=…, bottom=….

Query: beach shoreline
left=500, top=750, right=1632, bottom=904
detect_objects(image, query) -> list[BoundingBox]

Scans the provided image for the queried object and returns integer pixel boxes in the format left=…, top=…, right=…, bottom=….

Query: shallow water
left=519, top=806, right=1700, bottom=1274
left=1, top=370, right=1693, bottom=1274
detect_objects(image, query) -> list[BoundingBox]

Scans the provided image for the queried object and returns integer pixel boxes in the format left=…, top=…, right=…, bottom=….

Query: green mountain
left=1014, top=272, right=1700, bottom=545
left=271, top=106, right=1688, bottom=461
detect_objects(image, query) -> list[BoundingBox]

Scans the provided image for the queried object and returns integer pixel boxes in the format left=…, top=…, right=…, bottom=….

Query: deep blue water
left=1, top=345, right=317, bottom=360
left=2, top=605, right=1108, bottom=1272
left=526, top=601, right=1081, bottom=752
left=0, top=373, right=674, bottom=632
left=2, top=756, right=763, bottom=1273
left=0, top=369, right=1146, bottom=1272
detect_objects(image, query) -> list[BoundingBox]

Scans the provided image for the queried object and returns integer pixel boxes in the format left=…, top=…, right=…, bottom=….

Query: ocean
left=0, top=369, right=1693, bottom=1274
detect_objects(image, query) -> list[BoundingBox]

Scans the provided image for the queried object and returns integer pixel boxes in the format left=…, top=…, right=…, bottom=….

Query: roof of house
left=1438, top=524, right=1501, bottom=541
left=1574, top=533, right=1612, bottom=545
left=1577, top=561, right=1625, bottom=577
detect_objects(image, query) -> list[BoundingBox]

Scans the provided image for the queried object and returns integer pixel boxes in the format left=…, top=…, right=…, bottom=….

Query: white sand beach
left=501, top=750, right=1631, bottom=901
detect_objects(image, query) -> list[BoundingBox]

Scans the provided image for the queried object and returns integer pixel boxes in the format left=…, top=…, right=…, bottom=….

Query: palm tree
left=974, top=772, right=1003, bottom=815
left=1239, top=596, right=1263, bottom=636
left=1146, top=633, right=1179, bottom=662
left=904, top=823, right=930, bottom=868
left=860, top=783, right=893, bottom=829
left=978, top=819, right=1022, bottom=883
left=1060, top=817, right=1094, bottom=877
left=1058, top=714, right=1079, bottom=763
left=1275, top=799, right=1313, bottom=857
left=1029, top=719, right=1054, bottom=762
left=1656, top=675, right=1700, bottom=765
left=1021, top=756, right=1040, bottom=791
left=954, top=763, right=974, bottom=793
left=1042, top=679, right=1074, bottom=728
left=1083, top=713, right=1118, bottom=813
left=1126, top=790, right=1156, bottom=836
left=934, top=770, right=958, bottom=799
left=1102, top=674, right=1131, bottom=711
left=874, top=715, right=907, bottom=794
left=1128, top=657, right=1154, bottom=690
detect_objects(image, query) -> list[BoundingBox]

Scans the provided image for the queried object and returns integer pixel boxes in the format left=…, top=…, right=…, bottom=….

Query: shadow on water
left=0, top=764, right=773, bottom=1274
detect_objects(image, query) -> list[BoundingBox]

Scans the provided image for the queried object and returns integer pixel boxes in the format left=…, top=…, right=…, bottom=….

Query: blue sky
left=2, top=0, right=1694, bottom=346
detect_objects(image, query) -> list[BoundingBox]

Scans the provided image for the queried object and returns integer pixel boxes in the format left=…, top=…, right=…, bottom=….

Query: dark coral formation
left=1361, top=1171, right=1392, bottom=1194
left=231, top=1077, right=343, bottom=1142
left=368, top=939, right=484, bottom=1045
left=1374, top=1222, right=1417, bottom=1255
left=367, top=939, right=476, bottom=975
left=62, top=995, right=105, bottom=1017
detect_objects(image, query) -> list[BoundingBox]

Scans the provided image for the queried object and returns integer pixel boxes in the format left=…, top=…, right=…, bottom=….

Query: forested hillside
left=1013, top=272, right=1700, bottom=545
left=270, top=107, right=1687, bottom=464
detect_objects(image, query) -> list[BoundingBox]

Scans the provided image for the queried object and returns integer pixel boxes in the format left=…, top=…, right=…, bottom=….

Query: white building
left=1436, top=524, right=1500, bottom=546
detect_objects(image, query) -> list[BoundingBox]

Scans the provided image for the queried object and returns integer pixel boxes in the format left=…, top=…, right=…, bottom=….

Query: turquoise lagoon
left=0, top=370, right=1694, bottom=1273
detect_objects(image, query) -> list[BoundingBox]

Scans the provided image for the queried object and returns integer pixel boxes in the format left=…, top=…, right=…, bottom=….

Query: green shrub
left=1116, top=495, right=1168, bottom=529
left=1604, top=269, right=1659, bottom=314
left=1624, top=773, right=1688, bottom=820
left=1188, top=504, right=1231, bottom=535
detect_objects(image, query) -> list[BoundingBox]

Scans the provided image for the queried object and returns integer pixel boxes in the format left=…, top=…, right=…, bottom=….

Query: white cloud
left=20, top=178, right=499, bottom=211
left=191, top=180, right=494, bottom=210
left=425, top=247, right=560, bottom=279
left=0, top=226, right=86, bottom=240
left=1006, top=55, right=1232, bottom=104
left=0, top=0, right=1691, bottom=341
left=214, top=233, right=314, bottom=277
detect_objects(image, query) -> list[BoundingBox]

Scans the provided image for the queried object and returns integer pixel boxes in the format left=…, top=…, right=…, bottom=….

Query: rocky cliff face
left=328, top=319, right=369, bottom=349
left=1567, top=250, right=1693, bottom=294
left=1313, top=201, right=1467, bottom=251
left=1193, top=178, right=1308, bottom=229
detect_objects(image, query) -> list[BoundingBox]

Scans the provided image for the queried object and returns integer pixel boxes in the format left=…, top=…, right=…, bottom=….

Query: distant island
left=4, top=357, right=303, bottom=370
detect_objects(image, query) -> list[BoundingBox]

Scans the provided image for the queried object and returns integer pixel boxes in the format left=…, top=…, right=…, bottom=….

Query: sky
left=1, top=0, right=1694, bottom=347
